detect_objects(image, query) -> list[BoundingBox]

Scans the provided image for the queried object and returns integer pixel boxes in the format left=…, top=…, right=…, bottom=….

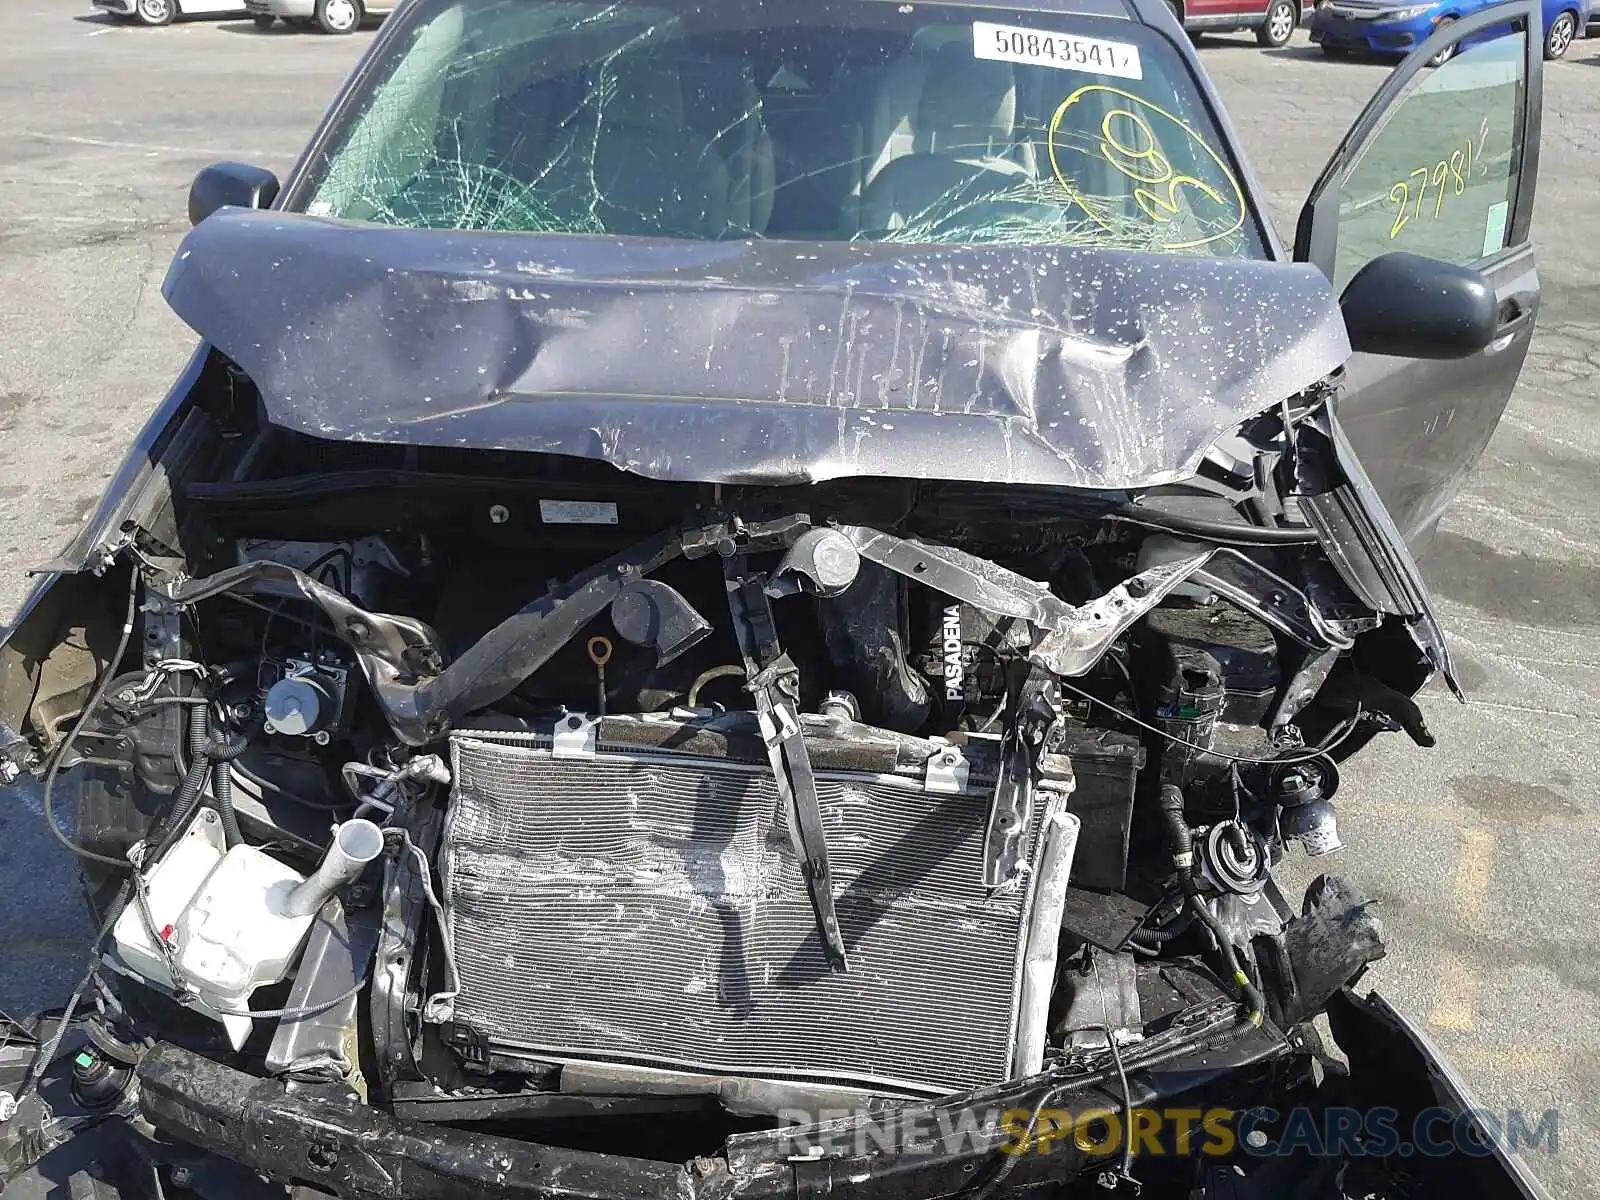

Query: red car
left=1167, top=0, right=1306, bottom=44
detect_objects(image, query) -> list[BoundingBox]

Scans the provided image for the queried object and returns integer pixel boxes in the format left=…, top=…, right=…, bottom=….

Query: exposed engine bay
left=0, top=376, right=1501, bottom=1200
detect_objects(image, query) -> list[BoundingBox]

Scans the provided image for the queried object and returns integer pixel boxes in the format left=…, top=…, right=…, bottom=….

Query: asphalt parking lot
left=1, top=3, right=1598, bottom=1194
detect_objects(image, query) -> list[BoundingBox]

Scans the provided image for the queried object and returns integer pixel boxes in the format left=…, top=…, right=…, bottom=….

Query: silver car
left=244, top=0, right=390, bottom=33
left=93, top=0, right=245, bottom=26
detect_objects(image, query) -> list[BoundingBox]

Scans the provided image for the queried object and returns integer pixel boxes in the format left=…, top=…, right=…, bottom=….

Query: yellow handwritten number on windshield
left=1047, top=85, right=1245, bottom=251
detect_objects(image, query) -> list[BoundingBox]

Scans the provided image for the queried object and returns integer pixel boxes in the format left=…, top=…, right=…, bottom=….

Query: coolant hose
left=1157, top=784, right=1266, bottom=1028
left=207, top=722, right=259, bottom=849
left=1156, top=784, right=1194, bottom=873
left=1182, top=878, right=1266, bottom=1029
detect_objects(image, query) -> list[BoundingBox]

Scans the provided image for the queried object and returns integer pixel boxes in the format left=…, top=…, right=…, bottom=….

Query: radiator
left=439, top=718, right=1076, bottom=1098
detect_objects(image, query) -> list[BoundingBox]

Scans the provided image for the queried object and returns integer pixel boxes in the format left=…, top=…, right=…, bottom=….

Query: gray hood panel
left=163, top=209, right=1350, bottom=488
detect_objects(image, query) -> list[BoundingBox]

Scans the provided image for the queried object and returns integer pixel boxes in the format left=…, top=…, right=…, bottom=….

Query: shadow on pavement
left=214, top=16, right=382, bottom=32
left=0, top=780, right=95, bottom=1019
left=215, top=19, right=297, bottom=33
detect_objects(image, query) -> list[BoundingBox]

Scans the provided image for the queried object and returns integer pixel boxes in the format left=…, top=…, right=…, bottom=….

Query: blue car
left=1311, top=0, right=1588, bottom=58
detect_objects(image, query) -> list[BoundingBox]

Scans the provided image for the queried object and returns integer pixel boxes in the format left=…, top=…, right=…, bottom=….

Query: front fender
left=21, top=344, right=211, bottom=586
left=1, top=344, right=218, bottom=766
left=1329, top=988, right=1551, bottom=1200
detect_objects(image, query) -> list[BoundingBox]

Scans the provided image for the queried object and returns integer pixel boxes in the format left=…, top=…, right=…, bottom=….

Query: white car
left=243, top=0, right=391, bottom=32
left=93, top=0, right=246, bottom=25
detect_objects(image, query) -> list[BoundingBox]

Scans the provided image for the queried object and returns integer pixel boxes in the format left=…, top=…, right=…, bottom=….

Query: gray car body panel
left=162, top=209, right=1351, bottom=491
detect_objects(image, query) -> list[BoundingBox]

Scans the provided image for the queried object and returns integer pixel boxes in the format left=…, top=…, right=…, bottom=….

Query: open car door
left=1295, top=1, right=1542, bottom=549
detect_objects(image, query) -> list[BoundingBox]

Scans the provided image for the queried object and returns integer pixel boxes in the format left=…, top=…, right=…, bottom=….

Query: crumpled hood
left=163, top=209, right=1350, bottom=489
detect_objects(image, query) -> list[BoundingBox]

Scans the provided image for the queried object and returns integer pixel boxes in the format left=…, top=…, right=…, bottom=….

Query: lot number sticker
left=973, top=22, right=1143, bottom=80
left=1481, top=201, right=1509, bottom=258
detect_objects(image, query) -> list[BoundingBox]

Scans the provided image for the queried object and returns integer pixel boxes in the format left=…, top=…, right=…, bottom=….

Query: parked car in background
left=245, top=0, right=390, bottom=32
left=1311, top=0, right=1587, bottom=58
left=1169, top=0, right=1308, bottom=44
left=93, top=0, right=244, bottom=26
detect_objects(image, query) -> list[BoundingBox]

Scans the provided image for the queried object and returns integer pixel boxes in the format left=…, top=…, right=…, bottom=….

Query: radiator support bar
left=725, top=561, right=848, bottom=973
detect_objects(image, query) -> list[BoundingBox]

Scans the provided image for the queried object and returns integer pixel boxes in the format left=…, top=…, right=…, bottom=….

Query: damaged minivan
left=0, top=0, right=1556, bottom=1195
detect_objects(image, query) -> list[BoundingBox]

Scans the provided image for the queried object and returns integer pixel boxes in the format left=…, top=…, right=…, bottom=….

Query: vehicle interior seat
left=843, top=38, right=1036, bottom=236
left=479, top=75, right=570, bottom=217
left=858, top=47, right=1037, bottom=237
left=1032, top=82, right=1151, bottom=206
left=540, top=57, right=733, bottom=239
left=681, top=60, right=776, bottom=237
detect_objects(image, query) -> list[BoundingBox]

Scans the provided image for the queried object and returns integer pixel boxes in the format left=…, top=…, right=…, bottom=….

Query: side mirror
left=188, top=162, right=281, bottom=226
left=1338, top=252, right=1498, bottom=360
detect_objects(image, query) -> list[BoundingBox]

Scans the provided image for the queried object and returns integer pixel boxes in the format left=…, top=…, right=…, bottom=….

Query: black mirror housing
left=188, top=162, right=281, bottom=226
left=1338, top=252, right=1498, bottom=360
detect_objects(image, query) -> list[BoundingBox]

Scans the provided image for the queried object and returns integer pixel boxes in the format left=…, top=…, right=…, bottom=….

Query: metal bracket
left=836, top=520, right=1354, bottom=677
left=139, top=593, right=186, bottom=672
left=837, top=524, right=1209, bottom=677
left=156, top=559, right=451, bottom=744
left=1268, top=645, right=1340, bottom=729
left=551, top=713, right=598, bottom=759
left=1189, top=549, right=1352, bottom=651
left=982, top=672, right=1064, bottom=888
left=984, top=727, right=1032, bottom=889
left=726, top=565, right=849, bottom=974
left=1027, top=556, right=1213, bottom=676
left=154, top=522, right=724, bottom=745
left=923, top=744, right=970, bottom=795
left=439, top=1023, right=491, bottom=1065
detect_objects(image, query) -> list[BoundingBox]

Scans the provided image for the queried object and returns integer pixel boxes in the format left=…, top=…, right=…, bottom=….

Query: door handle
left=1496, top=293, right=1537, bottom=332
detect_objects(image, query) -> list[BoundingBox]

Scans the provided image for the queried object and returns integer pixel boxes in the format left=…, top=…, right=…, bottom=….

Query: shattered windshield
left=296, top=0, right=1265, bottom=256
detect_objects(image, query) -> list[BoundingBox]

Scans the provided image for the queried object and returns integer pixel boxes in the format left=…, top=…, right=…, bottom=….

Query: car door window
left=1328, top=29, right=1528, bottom=289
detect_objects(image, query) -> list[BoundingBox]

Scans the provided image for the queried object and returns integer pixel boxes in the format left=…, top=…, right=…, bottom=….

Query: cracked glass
left=296, top=0, right=1265, bottom=257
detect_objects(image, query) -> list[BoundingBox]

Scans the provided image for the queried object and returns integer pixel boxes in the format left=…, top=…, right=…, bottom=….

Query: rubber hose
left=1157, top=783, right=1193, bottom=871
left=1158, top=783, right=1266, bottom=1027
left=1111, top=505, right=1320, bottom=545
left=206, top=722, right=259, bottom=849
left=229, top=756, right=350, bottom=810
left=1129, top=789, right=1199, bottom=951
left=147, top=707, right=213, bottom=860
left=210, top=757, right=243, bottom=848
left=1127, top=907, right=1197, bottom=949
left=188, top=703, right=210, bottom=761
left=1183, top=877, right=1267, bottom=1028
